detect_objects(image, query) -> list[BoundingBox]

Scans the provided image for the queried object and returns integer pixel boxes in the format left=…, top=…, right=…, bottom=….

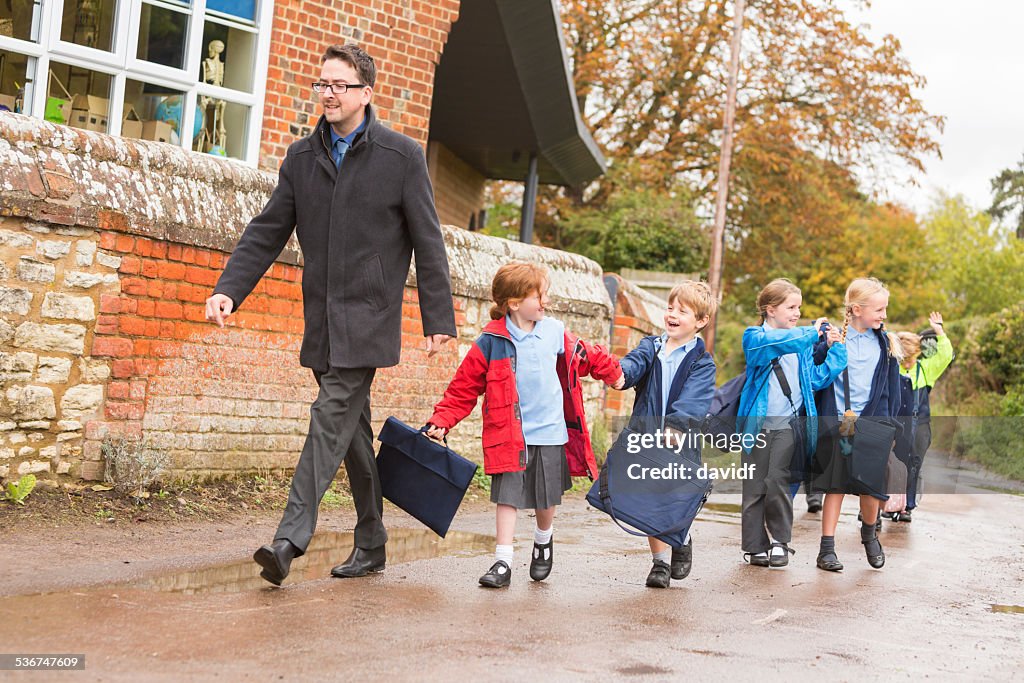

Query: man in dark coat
left=205, top=44, right=456, bottom=586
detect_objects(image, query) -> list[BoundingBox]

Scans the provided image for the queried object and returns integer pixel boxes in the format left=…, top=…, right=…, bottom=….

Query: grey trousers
left=274, top=366, right=387, bottom=555
left=741, top=428, right=796, bottom=553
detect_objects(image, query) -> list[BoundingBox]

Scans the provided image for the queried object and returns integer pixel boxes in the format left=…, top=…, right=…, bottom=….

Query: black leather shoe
left=769, top=542, right=795, bottom=568
left=253, top=539, right=298, bottom=586
left=744, top=551, right=770, bottom=567
left=331, top=545, right=386, bottom=578
left=479, top=560, right=511, bottom=588
left=529, top=538, right=553, bottom=581
left=806, top=496, right=823, bottom=514
left=646, top=559, right=671, bottom=588
left=862, top=536, right=885, bottom=569
left=670, top=538, right=692, bottom=579
left=816, top=551, right=844, bottom=572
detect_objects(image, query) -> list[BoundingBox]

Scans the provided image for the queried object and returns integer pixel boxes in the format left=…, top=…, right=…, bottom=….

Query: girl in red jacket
left=427, top=261, right=624, bottom=588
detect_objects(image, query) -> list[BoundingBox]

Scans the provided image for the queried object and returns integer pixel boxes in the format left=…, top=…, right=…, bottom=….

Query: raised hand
left=929, top=311, right=944, bottom=334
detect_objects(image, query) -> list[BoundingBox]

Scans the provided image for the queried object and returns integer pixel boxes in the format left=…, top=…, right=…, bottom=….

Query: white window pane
left=60, top=0, right=118, bottom=53
left=0, top=49, right=33, bottom=113
left=1, top=0, right=42, bottom=43
left=48, top=61, right=112, bottom=132
left=136, top=2, right=190, bottom=69
left=193, top=96, right=246, bottom=159
left=199, top=20, right=254, bottom=93
left=205, top=0, right=254, bottom=24
left=122, top=78, right=190, bottom=144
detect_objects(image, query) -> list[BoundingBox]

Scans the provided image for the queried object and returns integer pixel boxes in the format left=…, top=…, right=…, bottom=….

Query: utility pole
left=705, top=0, right=746, bottom=354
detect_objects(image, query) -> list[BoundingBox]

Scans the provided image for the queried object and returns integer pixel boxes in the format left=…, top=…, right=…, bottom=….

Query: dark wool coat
left=214, top=105, right=456, bottom=370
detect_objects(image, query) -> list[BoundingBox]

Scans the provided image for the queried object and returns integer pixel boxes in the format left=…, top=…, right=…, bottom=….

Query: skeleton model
left=196, top=39, right=227, bottom=151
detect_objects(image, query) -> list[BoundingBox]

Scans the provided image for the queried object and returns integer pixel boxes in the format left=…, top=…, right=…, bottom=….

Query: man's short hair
left=322, top=44, right=377, bottom=88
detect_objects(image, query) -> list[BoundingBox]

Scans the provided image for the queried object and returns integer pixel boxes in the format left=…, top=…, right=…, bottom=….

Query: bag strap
left=843, top=368, right=852, bottom=412
left=597, top=462, right=711, bottom=539
left=771, top=357, right=798, bottom=414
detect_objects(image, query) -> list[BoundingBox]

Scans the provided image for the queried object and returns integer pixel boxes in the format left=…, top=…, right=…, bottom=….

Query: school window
left=0, top=0, right=272, bottom=164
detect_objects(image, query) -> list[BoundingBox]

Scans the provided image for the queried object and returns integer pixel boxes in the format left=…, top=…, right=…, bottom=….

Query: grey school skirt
left=490, top=444, right=572, bottom=510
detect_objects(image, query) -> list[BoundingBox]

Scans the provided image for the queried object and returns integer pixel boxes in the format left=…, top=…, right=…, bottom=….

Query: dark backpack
left=702, top=371, right=747, bottom=451
left=918, top=327, right=956, bottom=366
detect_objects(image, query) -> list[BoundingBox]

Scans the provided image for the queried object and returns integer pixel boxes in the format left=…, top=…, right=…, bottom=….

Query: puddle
left=702, top=502, right=741, bottom=514
left=989, top=604, right=1024, bottom=614
left=131, top=528, right=493, bottom=594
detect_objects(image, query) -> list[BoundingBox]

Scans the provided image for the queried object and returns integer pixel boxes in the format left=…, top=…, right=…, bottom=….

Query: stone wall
left=0, top=113, right=637, bottom=483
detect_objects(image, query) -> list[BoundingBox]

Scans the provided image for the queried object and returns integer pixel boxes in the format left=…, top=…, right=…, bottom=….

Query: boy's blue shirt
left=737, top=325, right=847, bottom=455
left=620, top=335, right=717, bottom=437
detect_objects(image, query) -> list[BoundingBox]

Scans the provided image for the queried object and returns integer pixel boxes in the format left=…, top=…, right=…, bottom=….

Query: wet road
left=2, top=486, right=1023, bottom=681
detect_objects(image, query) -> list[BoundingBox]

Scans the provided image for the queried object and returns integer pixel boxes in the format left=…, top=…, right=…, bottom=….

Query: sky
left=850, top=1, right=1024, bottom=216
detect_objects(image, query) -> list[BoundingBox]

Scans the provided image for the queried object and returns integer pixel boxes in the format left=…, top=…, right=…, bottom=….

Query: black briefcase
left=376, top=417, right=478, bottom=538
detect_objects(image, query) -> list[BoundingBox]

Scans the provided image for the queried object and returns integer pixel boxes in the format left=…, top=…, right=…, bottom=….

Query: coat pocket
left=482, top=369, right=512, bottom=446
left=363, top=255, right=388, bottom=313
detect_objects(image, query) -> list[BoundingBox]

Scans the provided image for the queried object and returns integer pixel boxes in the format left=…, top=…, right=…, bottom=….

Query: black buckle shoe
left=529, top=538, right=553, bottom=582
left=479, top=560, right=511, bottom=588
left=769, top=542, right=795, bottom=568
left=331, top=545, right=386, bottom=578
left=862, top=536, right=885, bottom=569
left=670, top=538, right=693, bottom=579
left=646, top=559, right=671, bottom=588
left=816, top=551, right=844, bottom=572
left=253, top=538, right=298, bottom=586
left=744, top=551, right=770, bottom=567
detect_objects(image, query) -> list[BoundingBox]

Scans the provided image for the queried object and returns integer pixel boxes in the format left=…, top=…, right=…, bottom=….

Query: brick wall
left=427, top=141, right=486, bottom=229
left=259, top=0, right=461, bottom=172
left=0, top=113, right=639, bottom=483
left=603, top=274, right=668, bottom=422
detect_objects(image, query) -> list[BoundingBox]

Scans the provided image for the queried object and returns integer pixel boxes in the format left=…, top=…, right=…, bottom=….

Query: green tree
left=922, top=193, right=1024, bottom=319
left=989, top=155, right=1024, bottom=240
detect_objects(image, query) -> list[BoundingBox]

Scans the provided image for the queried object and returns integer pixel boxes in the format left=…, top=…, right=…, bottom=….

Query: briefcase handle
left=420, top=423, right=448, bottom=447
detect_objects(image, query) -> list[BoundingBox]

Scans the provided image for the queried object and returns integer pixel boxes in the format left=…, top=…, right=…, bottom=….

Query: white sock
left=653, top=549, right=671, bottom=563
left=770, top=544, right=786, bottom=557
left=684, top=532, right=691, bottom=546
left=534, top=526, right=552, bottom=545
left=495, top=544, right=514, bottom=569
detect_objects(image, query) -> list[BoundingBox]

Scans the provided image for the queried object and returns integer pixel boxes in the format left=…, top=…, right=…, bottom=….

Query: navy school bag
left=586, top=424, right=712, bottom=548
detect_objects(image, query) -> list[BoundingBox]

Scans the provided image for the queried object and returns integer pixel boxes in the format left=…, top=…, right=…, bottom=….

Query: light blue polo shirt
left=506, top=316, right=568, bottom=445
left=764, top=324, right=803, bottom=429
left=834, top=327, right=880, bottom=416
left=658, top=334, right=697, bottom=419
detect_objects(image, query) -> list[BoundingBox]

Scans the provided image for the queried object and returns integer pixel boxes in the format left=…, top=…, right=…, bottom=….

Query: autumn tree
left=525, top=0, right=943, bottom=281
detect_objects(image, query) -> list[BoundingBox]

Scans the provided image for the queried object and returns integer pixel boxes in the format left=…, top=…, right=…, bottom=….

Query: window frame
left=2, top=0, right=273, bottom=165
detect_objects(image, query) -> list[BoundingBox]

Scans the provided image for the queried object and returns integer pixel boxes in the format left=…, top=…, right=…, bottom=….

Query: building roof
left=428, top=0, right=606, bottom=188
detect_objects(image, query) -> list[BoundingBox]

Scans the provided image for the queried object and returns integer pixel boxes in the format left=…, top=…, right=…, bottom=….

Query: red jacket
left=427, top=318, right=623, bottom=479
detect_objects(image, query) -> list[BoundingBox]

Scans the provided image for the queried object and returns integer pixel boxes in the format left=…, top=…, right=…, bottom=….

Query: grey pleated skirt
left=490, top=444, right=571, bottom=510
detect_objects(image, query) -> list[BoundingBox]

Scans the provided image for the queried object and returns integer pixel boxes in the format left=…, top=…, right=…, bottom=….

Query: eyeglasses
left=311, top=82, right=367, bottom=94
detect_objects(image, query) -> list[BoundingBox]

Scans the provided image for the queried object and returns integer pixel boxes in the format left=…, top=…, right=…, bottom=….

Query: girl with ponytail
left=736, top=279, right=846, bottom=568
left=811, top=277, right=903, bottom=572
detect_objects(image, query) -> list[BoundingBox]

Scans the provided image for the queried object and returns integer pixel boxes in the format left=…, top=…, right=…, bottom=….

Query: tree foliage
left=989, top=154, right=1024, bottom=240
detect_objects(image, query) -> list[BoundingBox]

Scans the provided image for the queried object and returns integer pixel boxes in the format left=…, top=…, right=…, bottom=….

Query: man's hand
left=205, top=293, right=234, bottom=328
left=426, top=334, right=452, bottom=357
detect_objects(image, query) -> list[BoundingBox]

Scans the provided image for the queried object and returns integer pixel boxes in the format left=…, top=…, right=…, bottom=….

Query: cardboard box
left=141, top=119, right=173, bottom=144
left=0, top=94, right=16, bottom=112
left=121, top=106, right=143, bottom=139
left=70, top=94, right=110, bottom=132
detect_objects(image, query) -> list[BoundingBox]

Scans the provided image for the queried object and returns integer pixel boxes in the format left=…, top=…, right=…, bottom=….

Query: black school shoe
left=862, top=536, right=886, bottom=569
left=816, top=551, right=844, bottom=572
left=529, top=538, right=553, bottom=581
left=670, top=538, right=693, bottom=579
left=646, top=559, right=671, bottom=588
left=479, top=560, right=511, bottom=588
left=744, top=551, right=770, bottom=567
left=769, top=542, right=795, bottom=568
